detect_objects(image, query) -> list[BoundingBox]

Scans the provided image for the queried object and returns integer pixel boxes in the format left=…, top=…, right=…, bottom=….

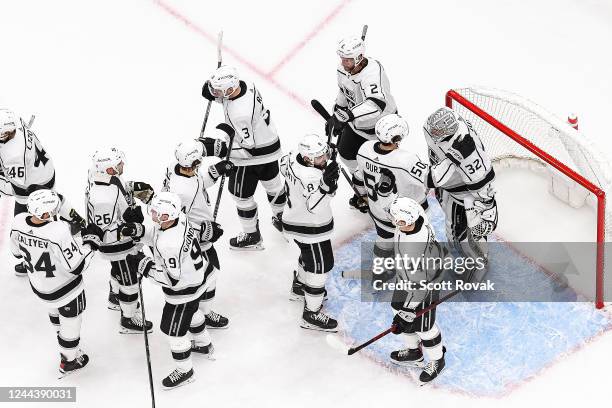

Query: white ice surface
left=1, top=0, right=612, bottom=407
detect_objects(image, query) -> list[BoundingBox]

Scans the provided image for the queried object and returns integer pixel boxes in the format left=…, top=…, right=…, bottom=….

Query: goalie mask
left=27, top=189, right=61, bottom=220
left=425, top=107, right=459, bottom=141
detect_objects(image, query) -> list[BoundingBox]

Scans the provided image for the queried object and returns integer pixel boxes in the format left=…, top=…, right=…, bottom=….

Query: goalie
left=423, top=107, right=498, bottom=267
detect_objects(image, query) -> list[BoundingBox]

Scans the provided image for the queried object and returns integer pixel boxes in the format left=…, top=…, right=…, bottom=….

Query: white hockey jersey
left=207, top=80, right=282, bottom=166
left=0, top=119, right=55, bottom=204
left=162, top=163, right=218, bottom=250
left=85, top=172, right=141, bottom=260
left=142, top=213, right=213, bottom=304
left=335, top=58, right=397, bottom=139
left=356, top=141, right=428, bottom=231
left=279, top=151, right=334, bottom=244
left=10, top=214, right=94, bottom=307
left=424, top=117, right=495, bottom=201
left=392, top=209, right=444, bottom=307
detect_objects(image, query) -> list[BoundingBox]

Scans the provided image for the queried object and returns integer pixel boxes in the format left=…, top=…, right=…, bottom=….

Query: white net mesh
left=449, top=87, right=612, bottom=241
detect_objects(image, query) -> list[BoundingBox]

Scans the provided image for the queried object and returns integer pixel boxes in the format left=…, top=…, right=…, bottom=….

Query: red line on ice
left=267, top=0, right=352, bottom=77
left=153, top=0, right=342, bottom=111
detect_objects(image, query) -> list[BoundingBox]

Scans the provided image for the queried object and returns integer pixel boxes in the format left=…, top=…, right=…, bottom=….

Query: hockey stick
left=138, top=277, right=156, bottom=408
left=200, top=31, right=224, bottom=138
left=212, top=126, right=236, bottom=222
left=27, top=115, right=35, bottom=128
left=326, top=289, right=461, bottom=356
left=310, top=99, right=362, bottom=197
left=361, top=24, right=368, bottom=41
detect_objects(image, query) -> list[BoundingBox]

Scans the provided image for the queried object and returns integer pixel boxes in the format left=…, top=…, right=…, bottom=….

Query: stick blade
left=325, top=334, right=350, bottom=355
left=310, top=99, right=331, bottom=120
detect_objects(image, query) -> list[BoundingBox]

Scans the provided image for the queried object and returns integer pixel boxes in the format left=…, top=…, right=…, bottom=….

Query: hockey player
left=356, top=114, right=429, bottom=280
left=201, top=66, right=286, bottom=250
left=386, top=196, right=447, bottom=384
left=0, top=108, right=86, bottom=276
left=121, top=192, right=215, bottom=390
left=9, top=189, right=102, bottom=376
left=86, top=147, right=154, bottom=333
left=327, top=35, right=398, bottom=212
left=423, top=107, right=498, bottom=263
left=279, top=134, right=340, bottom=332
left=162, top=140, right=236, bottom=329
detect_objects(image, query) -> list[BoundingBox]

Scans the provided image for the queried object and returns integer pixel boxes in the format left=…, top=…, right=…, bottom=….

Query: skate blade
left=14, top=272, right=28, bottom=278
left=162, top=375, right=195, bottom=391
left=390, top=359, right=426, bottom=368
left=206, top=324, right=230, bottom=330
left=58, top=367, right=86, bottom=379
left=229, top=244, right=265, bottom=251
left=119, top=327, right=153, bottom=334
left=300, top=320, right=338, bottom=333
left=108, top=304, right=120, bottom=311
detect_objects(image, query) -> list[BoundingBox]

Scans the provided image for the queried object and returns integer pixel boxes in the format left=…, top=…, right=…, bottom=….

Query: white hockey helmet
left=27, top=189, right=61, bottom=220
left=175, top=140, right=204, bottom=168
left=298, top=133, right=329, bottom=163
left=375, top=114, right=409, bottom=144
left=337, top=36, right=365, bottom=65
left=388, top=196, right=422, bottom=227
left=92, top=147, right=125, bottom=175
left=425, top=107, right=459, bottom=141
left=0, top=108, right=17, bottom=142
left=150, top=191, right=182, bottom=224
left=209, top=65, right=240, bottom=98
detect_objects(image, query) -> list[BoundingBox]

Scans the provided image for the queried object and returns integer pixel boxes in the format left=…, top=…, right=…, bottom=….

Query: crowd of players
left=0, top=33, right=498, bottom=388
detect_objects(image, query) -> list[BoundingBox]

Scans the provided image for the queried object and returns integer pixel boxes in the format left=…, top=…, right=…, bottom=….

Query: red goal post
left=445, top=88, right=606, bottom=308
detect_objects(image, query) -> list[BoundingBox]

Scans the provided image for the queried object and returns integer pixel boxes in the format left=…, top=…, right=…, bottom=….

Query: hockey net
left=446, top=87, right=609, bottom=308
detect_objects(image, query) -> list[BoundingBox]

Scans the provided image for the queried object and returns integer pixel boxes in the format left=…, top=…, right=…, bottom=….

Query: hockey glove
left=130, top=181, right=154, bottom=204
left=331, top=106, right=354, bottom=136
left=200, top=220, right=224, bottom=243
left=201, top=80, right=215, bottom=101
left=320, top=161, right=340, bottom=194
left=126, top=252, right=154, bottom=278
left=208, top=160, right=236, bottom=180
left=119, top=222, right=145, bottom=240
left=377, top=168, right=396, bottom=196
left=391, top=310, right=417, bottom=334
left=199, top=137, right=228, bottom=158
left=82, top=223, right=105, bottom=250
left=68, top=209, right=87, bottom=235
left=122, top=206, right=144, bottom=223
